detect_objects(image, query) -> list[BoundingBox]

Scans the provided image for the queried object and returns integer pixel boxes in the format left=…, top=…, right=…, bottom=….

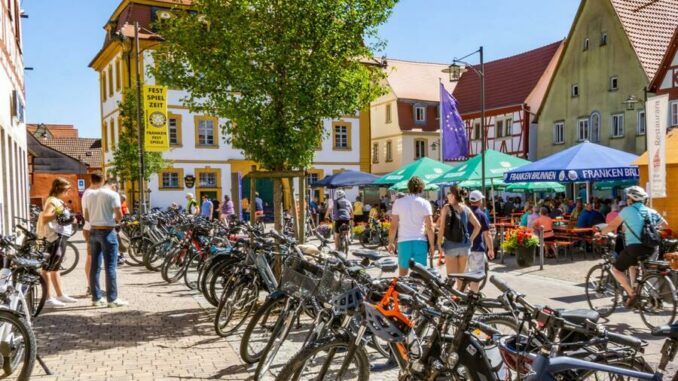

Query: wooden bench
left=545, top=240, right=575, bottom=262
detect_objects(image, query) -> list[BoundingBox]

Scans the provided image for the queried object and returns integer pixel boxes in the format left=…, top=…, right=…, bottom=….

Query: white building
left=0, top=0, right=28, bottom=234
left=90, top=0, right=371, bottom=212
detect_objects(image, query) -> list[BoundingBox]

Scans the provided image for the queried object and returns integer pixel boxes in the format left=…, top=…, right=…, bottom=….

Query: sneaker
left=108, top=299, right=128, bottom=308
left=57, top=295, right=78, bottom=303
left=92, top=299, right=106, bottom=307
left=45, top=298, right=65, bottom=308
left=86, top=287, right=91, bottom=296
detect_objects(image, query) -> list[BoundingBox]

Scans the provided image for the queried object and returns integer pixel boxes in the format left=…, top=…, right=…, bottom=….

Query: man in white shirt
left=84, top=178, right=127, bottom=308
left=81, top=173, right=103, bottom=295
left=388, top=176, right=435, bottom=276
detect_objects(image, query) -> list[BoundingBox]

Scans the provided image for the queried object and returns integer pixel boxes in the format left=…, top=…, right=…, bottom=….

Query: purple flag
left=440, top=83, right=468, bottom=161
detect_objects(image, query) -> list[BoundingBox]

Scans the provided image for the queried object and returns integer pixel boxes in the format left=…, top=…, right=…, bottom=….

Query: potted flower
left=501, top=228, right=539, bottom=267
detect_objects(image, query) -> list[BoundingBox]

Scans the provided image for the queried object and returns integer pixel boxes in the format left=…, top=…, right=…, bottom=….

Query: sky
left=23, top=0, right=579, bottom=138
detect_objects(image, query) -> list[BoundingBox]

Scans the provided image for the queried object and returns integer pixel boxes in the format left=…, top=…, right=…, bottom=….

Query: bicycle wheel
left=254, top=302, right=300, bottom=379
left=585, top=264, right=619, bottom=318
left=214, top=280, right=259, bottom=337
left=476, top=314, right=522, bottom=336
left=161, top=246, right=188, bottom=283
left=638, top=274, right=677, bottom=329
left=240, top=295, right=287, bottom=364
left=208, top=258, right=239, bottom=306
left=21, top=273, right=46, bottom=318
left=359, top=229, right=380, bottom=250
left=59, top=241, right=79, bottom=276
left=0, top=311, right=36, bottom=381
left=144, top=239, right=172, bottom=272
left=128, top=236, right=151, bottom=266
left=274, top=335, right=370, bottom=381
left=183, top=252, right=203, bottom=290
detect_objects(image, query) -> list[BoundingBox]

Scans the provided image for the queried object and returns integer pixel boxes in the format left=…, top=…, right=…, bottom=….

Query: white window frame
left=504, top=118, right=512, bottom=137
left=495, top=119, right=504, bottom=138
left=162, top=172, right=180, bottom=188
left=553, top=122, right=564, bottom=144
left=198, top=119, right=215, bottom=145
left=168, top=118, right=178, bottom=145
left=611, top=113, right=624, bottom=138
left=473, top=122, right=481, bottom=140
left=571, top=84, right=579, bottom=97
left=577, top=118, right=589, bottom=142
left=590, top=112, right=601, bottom=143
left=334, top=124, right=349, bottom=149
left=199, top=172, right=218, bottom=188
left=372, top=143, right=379, bottom=164
left=385, top=140, right=393, bottom=162
left=637, top=111, right=646, bottom=136
left=670, top=101, right=678, bottom=127
left=414, top=106, right=426, bottom=123
left=609, top=76, right=618, bottom=91
left=414, top=139, right=426, bottom=159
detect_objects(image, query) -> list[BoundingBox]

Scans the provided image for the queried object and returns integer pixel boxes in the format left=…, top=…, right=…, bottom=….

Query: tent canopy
left=432, top=149, right=530, bottom=185
left=388, top=180, right=439, bottom=192
left=504, top=141, right=639, bottom=183
left=505, top=181, right=565, bottom=193
left=310, top=170, right=379, bottom=188
left=374, top=157, right=452, bottom=185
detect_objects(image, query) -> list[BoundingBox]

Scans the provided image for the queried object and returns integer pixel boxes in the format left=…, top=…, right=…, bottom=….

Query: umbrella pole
left=491, top=179, right=496, bottom=225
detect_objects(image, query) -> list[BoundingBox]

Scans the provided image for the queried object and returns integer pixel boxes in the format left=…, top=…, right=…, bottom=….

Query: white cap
left=469, top=190, right=484, bottom=202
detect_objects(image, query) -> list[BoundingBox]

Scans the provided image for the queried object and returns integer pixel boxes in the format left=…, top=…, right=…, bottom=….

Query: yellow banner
left=143, top=85, right=169, bottom=152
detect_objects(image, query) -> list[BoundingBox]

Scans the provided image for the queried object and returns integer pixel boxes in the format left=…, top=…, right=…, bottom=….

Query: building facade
left=453, top=41, right=563, bottom=161
left=0, top=0, right=28, bottom=234
left=90, top=0, right=370, bottom=210
left=370, top=59, right=455, bottom=174
left=535, top=0, right=678, bottom=159
left=649, top=26, right=678, bottom=130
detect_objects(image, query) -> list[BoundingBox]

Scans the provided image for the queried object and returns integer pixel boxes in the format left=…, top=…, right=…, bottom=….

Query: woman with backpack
left=437, top=186, right=481, bottom=289
left=38, top=178, right=77, bottom=307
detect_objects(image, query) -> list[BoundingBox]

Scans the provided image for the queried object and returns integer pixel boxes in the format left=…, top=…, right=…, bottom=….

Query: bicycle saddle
left=409, top=266, right=442, bottom=281
left=559, top=309, right=600, bottom=324
left=446, top=271, right=486, bottom=284
left=352, top=249, right=387, bottom=261
left=651, top=324, right=678, bottom=340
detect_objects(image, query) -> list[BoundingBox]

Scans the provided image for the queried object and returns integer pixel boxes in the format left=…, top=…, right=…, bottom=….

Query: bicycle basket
left=316, top=269, right=353, bottom=304
left=279, top=256, right=321, bottom=300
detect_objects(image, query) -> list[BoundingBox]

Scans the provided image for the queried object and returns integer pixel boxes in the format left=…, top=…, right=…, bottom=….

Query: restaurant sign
left=504, top=167, right=639, bottom=183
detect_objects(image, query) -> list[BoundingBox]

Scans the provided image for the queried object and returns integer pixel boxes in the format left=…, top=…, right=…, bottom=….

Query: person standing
left=185, top=193, right=199, bottom=216
left=200, top=194, right=214, bottom=220
left=388, top=177, right=435, bottom=276
left=254, top=192, right=264, bottom=220
left=120, top=194, right=129, bottom=215
left=467, top=191, right=493, bottom=292
left=437, top=186, right=480, bottom=289
left=325, top=190, right=353, bottom=251
left=353, top=196, right=364, bottom=223
left=220, top=195, right=235, bottom=223
left=38, top=178, right=77, bottom=307
left=81, top=173, right=103, bottom=295
left=84, top=178, right=126, bottom=307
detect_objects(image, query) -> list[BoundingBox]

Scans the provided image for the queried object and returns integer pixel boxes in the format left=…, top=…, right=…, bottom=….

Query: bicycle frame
left=528, top=354, right=662, bottom=381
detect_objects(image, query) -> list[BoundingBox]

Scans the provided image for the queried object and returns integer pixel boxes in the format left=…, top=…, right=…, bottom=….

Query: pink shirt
left=533, top=215, right=554, bottom=238
left=605, top=211, right=619, bottom=224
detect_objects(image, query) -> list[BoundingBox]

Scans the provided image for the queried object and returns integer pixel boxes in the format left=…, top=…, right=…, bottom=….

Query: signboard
left=504, top=167, right=639, bottom=183
left=645, top=94, right=668, bottom=198
left=143, top=85, right=169, bottom=152
left=77, top=179, right=86, bottom=192
left=184, top=175, right=196, bottom=189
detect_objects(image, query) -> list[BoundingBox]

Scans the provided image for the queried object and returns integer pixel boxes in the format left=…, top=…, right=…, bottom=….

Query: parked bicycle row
left=119, top=205, right=678, bottom=380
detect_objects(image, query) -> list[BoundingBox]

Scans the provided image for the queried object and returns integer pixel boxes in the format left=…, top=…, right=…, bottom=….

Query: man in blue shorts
left=388, top=176, right=435, bottom=276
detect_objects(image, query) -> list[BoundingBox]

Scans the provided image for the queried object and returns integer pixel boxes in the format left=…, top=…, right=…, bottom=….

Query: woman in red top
left=120, top=194, right=129, bottom=215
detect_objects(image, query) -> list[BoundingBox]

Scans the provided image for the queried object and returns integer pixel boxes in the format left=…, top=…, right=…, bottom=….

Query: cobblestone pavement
left=30, top=232, right=676, bottom=380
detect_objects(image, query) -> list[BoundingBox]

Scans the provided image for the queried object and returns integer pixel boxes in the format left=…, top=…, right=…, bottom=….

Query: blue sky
left=23, top=0, right=579, bottom=138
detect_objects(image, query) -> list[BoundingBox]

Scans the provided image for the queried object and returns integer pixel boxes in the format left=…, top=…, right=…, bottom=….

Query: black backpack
left=624, top=205, right=661, bottom=249
left=445, top=206, right=467, bottom=243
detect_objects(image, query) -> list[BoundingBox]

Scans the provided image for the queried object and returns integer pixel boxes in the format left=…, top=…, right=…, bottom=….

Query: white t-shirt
left=85, top=188, right=121, bottom=227
left=391, top=195, right=432, bottom=242
left=81, top=188, right=94, bottom=231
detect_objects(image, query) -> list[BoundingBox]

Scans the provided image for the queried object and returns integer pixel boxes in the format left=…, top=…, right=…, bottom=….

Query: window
left=194, top=116, right=218, bottom=147
left=609, top=76, right=618, bottom=91
left=590, top=112, right=600, bottom=142
left=495, top=119, right=504, bottom=138
left=160, top=169, right=184, bottom=189
left=115, top=59, right=121, bottom=91
left=109, top=118, right=116, bottom=150
left=414, top=106, right=426, bottom=123
left=414, top=139, right=427, bottom=159
left=583, top=38, right=589, bottom=51
left=386, top=140, right=393, bottom=162
left=108, top=65, right=113, bottom=97
left=332, top=122, right=351, bottom=150
left=199, top=172, right=218, bottom=187
left=553, top=122, right=564, bottom=144
left=611, top=113, right=624, bottom=137
left=168, top=113, right=182, bottom=145
left=571, top=84, right=579, bottom=97
left=671, top=101, right=678, bottom=127
left=385, top=104, right=392, bottom=123
left=102, top=120, right=108, bottom=151
left=473, top=122, right=481, bottom=140
left=306, top=173, right=320, bottom=187
left=577, top=118, right=589, bottom=141
left=600, top=32, right=608, bottom=46
left=196, top=168, right=222, bottom=200
left=637, top=111, right=646, bottom=135
left=101, top=72, right=107, bottom=101
left=504, top=118, right=512, bottom=137
left=372, top=143, right=379, bottom=163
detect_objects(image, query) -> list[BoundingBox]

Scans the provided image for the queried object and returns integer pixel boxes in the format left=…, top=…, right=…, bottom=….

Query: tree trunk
left=299, top=174, right=306, bottom=244
left=273, top=178, right=283, bottom=278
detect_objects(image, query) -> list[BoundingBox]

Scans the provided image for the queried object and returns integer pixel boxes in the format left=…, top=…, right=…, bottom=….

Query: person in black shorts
left=600, top=186, right=667, bottom=307
left=325, top=190, right=353, bottom=251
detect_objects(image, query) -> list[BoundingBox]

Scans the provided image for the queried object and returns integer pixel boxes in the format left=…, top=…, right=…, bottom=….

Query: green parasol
left=593, top=179, right=638, bottom=191
left=431, top=149, right=530, bottom=186
left=388, top=179, right=439, bottom=192
left=505, top=182, right=565, bottom=193
left=374, top=157, right=453, bottom=185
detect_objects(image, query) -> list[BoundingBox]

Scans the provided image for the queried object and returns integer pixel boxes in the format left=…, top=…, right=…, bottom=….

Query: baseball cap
left=469, top=190, right=484, bottom=202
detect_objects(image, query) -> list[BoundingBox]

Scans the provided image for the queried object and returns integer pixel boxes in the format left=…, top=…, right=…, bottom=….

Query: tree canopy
left=153, top=0, right=396, bottom=171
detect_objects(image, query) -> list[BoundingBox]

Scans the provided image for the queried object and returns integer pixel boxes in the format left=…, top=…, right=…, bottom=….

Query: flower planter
left=516, top=246, right=536, bottom=267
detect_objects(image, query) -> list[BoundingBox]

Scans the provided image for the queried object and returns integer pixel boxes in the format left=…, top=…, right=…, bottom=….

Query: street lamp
left=444, top=46, right=486, bottom=195
left=623, top=95, right=639, bottom=111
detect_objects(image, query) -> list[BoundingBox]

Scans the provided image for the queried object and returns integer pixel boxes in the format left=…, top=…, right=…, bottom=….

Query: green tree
left=110, top=88, right=167, bottom=188
left=153, top=0, right=395, bottom=171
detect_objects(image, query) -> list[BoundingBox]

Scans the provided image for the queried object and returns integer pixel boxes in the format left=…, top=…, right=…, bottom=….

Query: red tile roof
left=610, top=0, right=678, bottom=81
left=36, top=138, right=103, bottom=170
left=27, top=124, right=78, bottom=139
left=453, top=41, right=562, bottom=115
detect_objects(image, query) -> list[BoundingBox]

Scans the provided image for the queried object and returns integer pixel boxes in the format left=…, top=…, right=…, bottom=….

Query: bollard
left=539, top=228, right=545, bottom=270
left=499, top=225, right=505, bottom=264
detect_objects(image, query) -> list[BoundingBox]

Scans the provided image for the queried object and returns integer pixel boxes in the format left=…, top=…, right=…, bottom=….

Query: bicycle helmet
left=363, top=279, right=413, bottom=343
left=331, top=287, right=364, bottom=314
left=335, top=190, right=346, bottom=199
left=624, top=185, right=648, bottom=202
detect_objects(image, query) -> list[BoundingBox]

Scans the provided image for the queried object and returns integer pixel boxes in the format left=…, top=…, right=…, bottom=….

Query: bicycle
left=336, top=224, right=351, bottom=255
left=585, top=233, right=677, bottom=329
left=358, top=217, right=388, bottom=249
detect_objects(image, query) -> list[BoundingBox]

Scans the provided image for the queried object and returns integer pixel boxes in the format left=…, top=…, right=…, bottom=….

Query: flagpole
left=439, top=78, right=443, bottom=163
